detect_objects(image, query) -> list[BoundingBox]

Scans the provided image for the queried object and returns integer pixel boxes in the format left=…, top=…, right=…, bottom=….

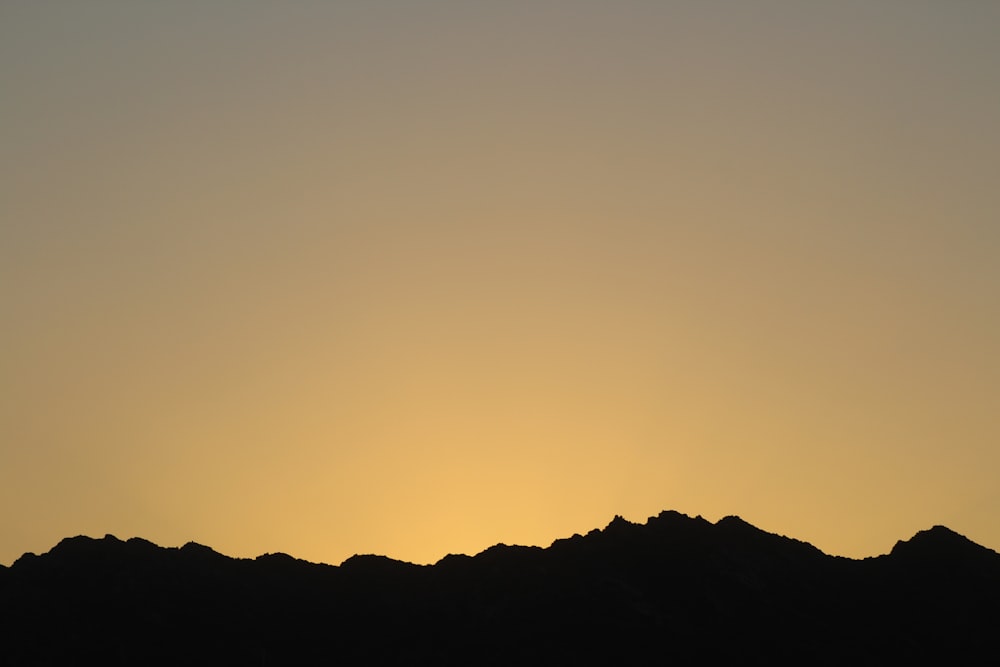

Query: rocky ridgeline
left=1, top=511, right=998, bottom=665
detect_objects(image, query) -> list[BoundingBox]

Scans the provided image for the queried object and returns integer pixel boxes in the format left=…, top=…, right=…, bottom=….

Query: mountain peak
left=44, top=534, right=125, bottom=560
left=605, top=514, right=635, bottom=530
left=714, top=515, right=769, bottom=537
left=890, top=524, right=999, bottom=566
left=53, top=533, right=121, bottom=549
left=716, top=514, right=752, bottom=527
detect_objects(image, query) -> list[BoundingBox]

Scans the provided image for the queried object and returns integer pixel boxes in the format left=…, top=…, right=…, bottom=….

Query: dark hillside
left=2, top=512, right=997, bottom=665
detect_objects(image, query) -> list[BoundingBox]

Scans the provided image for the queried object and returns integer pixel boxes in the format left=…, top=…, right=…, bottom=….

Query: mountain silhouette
left=1, top=511, right=997, bottom=665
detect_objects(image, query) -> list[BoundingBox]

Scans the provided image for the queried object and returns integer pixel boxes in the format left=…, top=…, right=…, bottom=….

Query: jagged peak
left=644, top=510, right=712, bottom=531
left=604, top=514, right=637, bottom=532
left=921, top=525, right=965, bottom=539
left=57, top=533, right=121, bottom=546
left=649, top=509, right=691, bottom=523
left=125, top=536, right=158, bottom=548
left=46, top=533, right=124, bottom=557
left=890, top=524, right=998, bottom=561
left=714, top=515, right=768, bottom=537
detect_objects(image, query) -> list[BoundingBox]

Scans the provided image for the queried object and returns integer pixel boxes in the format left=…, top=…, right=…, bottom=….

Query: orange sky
left=3, top=2, right=998, bottom=566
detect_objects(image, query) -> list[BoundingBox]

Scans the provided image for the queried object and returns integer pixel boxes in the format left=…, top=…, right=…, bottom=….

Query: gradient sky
left=3, top=1, right=998, bottom=566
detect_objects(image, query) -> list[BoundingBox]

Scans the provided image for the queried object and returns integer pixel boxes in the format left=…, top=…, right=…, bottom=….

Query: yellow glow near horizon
left=2, top=2, right=999, bottom=566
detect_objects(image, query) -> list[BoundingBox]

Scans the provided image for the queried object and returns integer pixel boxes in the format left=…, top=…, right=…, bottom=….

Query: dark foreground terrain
left=2, top=511, right=998, bottom=665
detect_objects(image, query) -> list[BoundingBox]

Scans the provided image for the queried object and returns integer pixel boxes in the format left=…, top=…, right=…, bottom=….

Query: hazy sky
left=3, top=1, right=998, bottom=566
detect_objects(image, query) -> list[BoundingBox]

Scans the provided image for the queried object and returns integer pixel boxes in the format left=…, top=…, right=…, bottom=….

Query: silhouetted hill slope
left=2, top=512, right=998, bottom=665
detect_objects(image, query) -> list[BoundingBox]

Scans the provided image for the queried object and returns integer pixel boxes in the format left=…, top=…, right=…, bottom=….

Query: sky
left=2, top=1, right=998, bottom=566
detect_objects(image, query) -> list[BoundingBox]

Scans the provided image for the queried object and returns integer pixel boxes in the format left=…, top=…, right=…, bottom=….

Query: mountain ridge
left=2, top=510, right=997, bottom=665
left=14, top=511, right=992, bottom=570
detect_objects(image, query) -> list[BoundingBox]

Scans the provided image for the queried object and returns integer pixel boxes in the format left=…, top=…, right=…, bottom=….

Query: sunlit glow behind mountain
left=2, top=2, right=998, bottom=567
